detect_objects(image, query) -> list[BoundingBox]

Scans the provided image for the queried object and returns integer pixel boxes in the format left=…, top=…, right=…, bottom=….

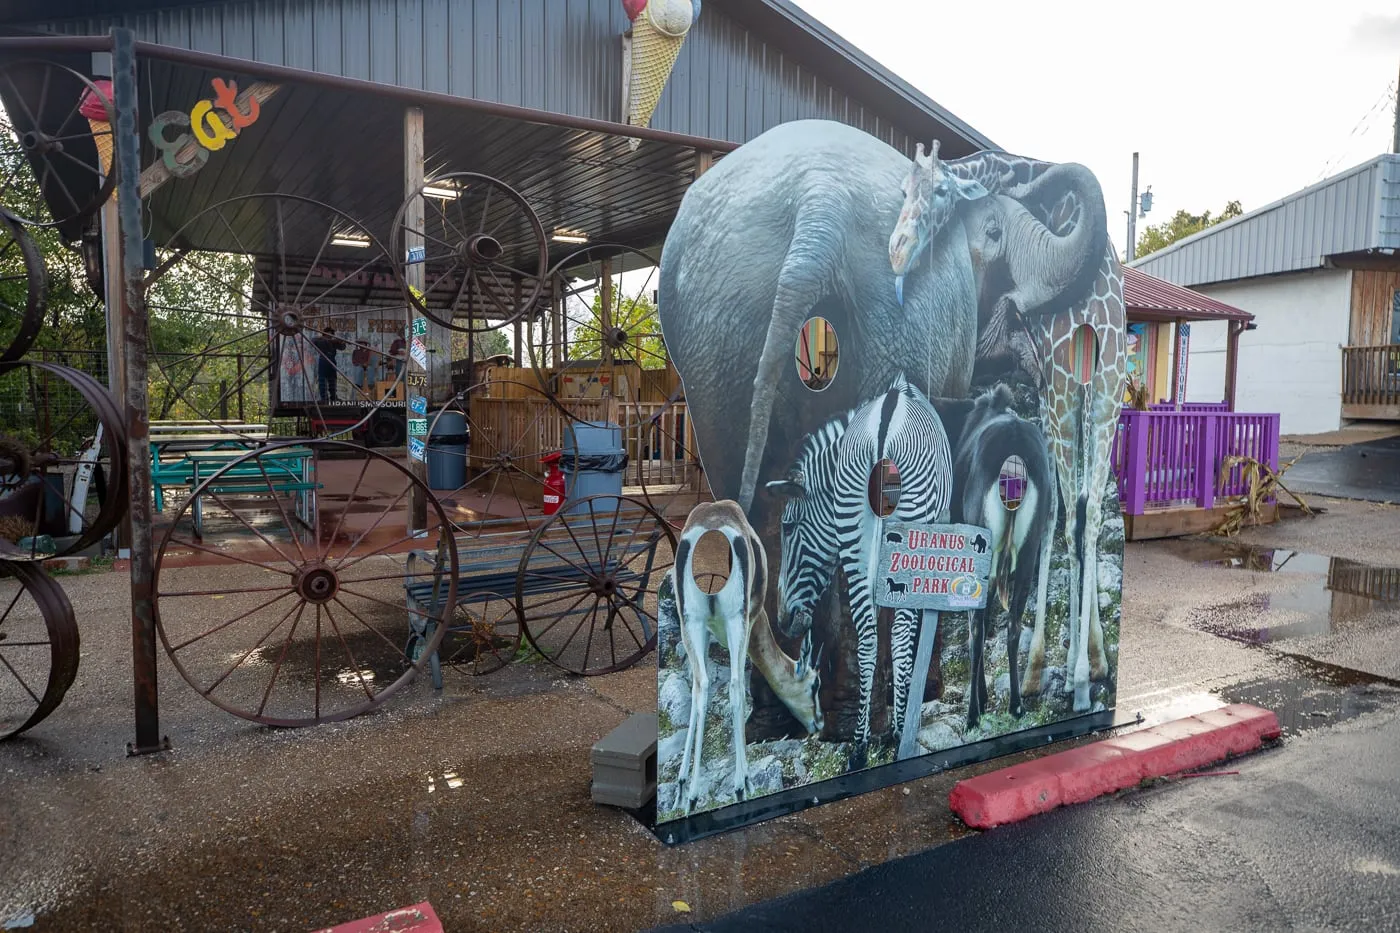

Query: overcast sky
left=791, top=0, right=1400, bottom=255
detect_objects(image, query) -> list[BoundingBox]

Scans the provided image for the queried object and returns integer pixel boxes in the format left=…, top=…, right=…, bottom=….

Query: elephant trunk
left=1002, top=163, right=1107, bottom=317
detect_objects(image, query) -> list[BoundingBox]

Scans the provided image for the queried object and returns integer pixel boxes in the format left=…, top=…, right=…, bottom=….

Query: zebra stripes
left=767, top=375, right=953, bottom=756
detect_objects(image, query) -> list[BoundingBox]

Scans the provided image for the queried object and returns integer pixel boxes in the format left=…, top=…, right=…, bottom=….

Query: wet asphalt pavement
left=1285, top=435, right=1400, bottom=504
left=650, top=706, right=1400, bottom=933
left=3, top=495, right=1400, bottom=931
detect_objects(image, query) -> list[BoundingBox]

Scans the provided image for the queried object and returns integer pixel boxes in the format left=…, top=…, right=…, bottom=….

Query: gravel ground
left=1, top=496, right=1397, bottom=932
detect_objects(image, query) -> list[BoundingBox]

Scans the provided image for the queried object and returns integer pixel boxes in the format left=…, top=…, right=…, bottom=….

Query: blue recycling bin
left=426, top=410, right=467, bottom=491
left=561, top=421, right=628, bottom=516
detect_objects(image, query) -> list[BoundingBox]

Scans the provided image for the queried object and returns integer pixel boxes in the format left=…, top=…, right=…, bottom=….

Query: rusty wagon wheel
left=152, top=440, right=458, bottom=727
left=515, top=493, right=675, bottom=676
left=0, top=362, right=129, bottom=562
left=530, top=244, right=708, bottom=524
left=0, top=60, right=115, bottom=230
left=423, top=378, right=583, bottom=539
left=442, top=590, right=522, bottom=677
left=0, top=560, right=80, bottom=740
left=389, top=172, right=548, bottom=335
left=0, top=210, right=46, bottom=363
left=145, top=194, right=407, bottom=442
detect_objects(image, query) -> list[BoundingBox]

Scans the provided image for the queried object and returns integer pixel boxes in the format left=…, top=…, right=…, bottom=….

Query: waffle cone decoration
left=78, top=80, right=115, bottom=191
left=625, top=0, right=699, bottom=151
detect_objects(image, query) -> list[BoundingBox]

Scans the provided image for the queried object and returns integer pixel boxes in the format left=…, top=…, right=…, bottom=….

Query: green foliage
left=566, top=286, right=667, bottom=370
left=1135, top=200, right=1243, bottom=259
left=448, top=326, right=511, bottom=364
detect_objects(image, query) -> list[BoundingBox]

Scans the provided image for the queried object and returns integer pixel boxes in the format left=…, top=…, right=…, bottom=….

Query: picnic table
left=184, top=445, right=317, bottom=537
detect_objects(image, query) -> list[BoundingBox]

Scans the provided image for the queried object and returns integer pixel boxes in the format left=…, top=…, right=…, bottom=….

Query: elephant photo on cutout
left=655, top=117, right=1126, bottom=821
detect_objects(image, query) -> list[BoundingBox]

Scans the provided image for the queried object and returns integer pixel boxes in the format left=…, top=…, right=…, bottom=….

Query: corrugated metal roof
left=12, top=0, right=993, bottom=158
left=1122, top=267, right=1252, bottom=323
left=1130, top=153, right=1400, bottom=288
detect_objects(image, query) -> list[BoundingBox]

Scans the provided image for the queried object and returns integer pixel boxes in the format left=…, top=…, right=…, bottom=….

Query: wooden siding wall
left=1349, top=267, right=1400, bottom=345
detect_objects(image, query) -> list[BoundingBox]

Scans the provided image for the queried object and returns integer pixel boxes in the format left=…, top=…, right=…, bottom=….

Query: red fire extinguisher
left=541, top=451, right=567, bottom=515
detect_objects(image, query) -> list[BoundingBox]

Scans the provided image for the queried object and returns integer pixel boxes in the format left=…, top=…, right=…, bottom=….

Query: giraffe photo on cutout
left=653, top=117, right=1125, bottom=825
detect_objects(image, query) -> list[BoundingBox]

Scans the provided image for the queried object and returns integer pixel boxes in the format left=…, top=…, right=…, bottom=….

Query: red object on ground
left=541, top=450, right=566, bottom=515
left=948, top=703, right=1282, bottom=830
left=310, top=901, right=442, bottom=933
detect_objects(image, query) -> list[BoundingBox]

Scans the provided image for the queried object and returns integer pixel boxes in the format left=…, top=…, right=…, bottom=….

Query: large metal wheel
left=516, top=493, right=675, bottom=676
left=424, top=378, right=582, bottom=538
left=144, top=194, right=406, bottom=441
left=0, top=61, right=115, bottom=229
left=0, top=560, right=79, bottom=740
left=152, top=440, right=458, bottom=727
left=389, top=172, right=548, bottom=335
left=531, top=245, right=708, bottom=524
left=0, top=362, right=128, bottom=561
left=0, top=210, right=46, bottom=363
left=442, top=590, right=521, bottom=677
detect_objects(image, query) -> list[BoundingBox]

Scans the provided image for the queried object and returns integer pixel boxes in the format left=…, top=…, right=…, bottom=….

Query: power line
left=1313, top=81, right=1398, bottom=183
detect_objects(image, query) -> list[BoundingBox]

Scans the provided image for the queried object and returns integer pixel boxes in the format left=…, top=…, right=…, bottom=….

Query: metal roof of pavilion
left=1123, top=266, right=1253, bottom=324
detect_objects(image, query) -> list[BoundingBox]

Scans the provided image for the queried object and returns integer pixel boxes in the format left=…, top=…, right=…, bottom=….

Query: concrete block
left=591, top=713, right=657, bottom=809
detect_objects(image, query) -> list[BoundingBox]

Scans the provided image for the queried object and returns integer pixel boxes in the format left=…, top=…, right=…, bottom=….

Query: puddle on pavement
left=1156, top=540, right=1400, bottom=735
left=1167, top=541, right=1400, bottom=638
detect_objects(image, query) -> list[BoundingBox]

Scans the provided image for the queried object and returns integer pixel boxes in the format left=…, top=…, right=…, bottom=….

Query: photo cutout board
left=652, top=119, right=1127, bottom=832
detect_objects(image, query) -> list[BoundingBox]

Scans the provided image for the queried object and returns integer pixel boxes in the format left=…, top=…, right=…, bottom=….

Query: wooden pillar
left=404, top=106, right=429, bottom=533
left=694, top=150, right=713, bottom=178
left=599, top=257, right=613, bottom=368
left=1224, top=320, right=1242, bottom=412
left=550, top=278, right=562, bottom=369
left=512, top=277, right=523, bottom=368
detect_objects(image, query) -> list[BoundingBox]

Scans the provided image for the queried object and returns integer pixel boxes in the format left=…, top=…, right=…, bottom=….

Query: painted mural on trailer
left=652, top=119, right=1127, bottom=822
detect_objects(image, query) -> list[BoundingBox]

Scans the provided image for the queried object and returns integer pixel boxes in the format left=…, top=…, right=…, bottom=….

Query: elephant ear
left=954, top=175, right=989, bottom=202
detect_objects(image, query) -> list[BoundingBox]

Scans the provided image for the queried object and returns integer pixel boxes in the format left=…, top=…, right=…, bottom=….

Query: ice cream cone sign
left=623, top=0, right=701, bottom=151
left=78, top=79, right=115, bottom=182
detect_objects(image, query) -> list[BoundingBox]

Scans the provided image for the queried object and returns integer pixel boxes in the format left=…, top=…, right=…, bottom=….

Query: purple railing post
left=1198, top=415, right=1218, bottom=509
left=1122, top=410, right=1149, bottom=515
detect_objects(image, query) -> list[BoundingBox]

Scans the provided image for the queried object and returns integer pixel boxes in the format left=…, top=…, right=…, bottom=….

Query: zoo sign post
left=876, top=522, right=993, bottom=759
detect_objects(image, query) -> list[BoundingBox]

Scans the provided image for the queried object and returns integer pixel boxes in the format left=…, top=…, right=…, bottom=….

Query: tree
left=1134, top=200, right=1243, bottom=260
left=566, top=285, right=667, bottom=370
left=448, top=326, right=511, bottom=364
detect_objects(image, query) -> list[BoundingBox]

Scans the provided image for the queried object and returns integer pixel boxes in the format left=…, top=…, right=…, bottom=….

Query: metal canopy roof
left=1123, top=267, right=1253, bottom=324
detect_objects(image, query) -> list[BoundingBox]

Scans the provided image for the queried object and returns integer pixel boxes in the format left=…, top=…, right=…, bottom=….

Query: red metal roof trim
left=1122, top=266, right=1253, bottom=322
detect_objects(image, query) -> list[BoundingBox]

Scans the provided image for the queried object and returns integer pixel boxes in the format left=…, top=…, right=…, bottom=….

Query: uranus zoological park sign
left=650, top=116, right=1127, bottom=838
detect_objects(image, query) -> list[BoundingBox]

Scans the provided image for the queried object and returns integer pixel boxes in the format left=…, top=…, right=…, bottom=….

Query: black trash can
left=427, top=410, right=468, bottom=491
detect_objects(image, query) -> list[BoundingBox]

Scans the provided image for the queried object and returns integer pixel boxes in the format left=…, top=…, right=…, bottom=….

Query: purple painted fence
left=1149, top=401, right=1231, bottom=412
left=1112, top=410, right=1280, bottom=515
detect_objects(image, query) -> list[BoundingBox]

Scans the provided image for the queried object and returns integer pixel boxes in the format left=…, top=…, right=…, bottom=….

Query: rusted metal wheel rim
left=152, top=439, right=458, bottom=727
left=144, top=193, right=407, bottom=442
left=0, top=559, right=80, bottom=740
left=0, top=60, right=116, bottom=230
left=530, top=243, right=707, bottom=524
left=0, top=210, right=47, bottom=364
left=424, top=378, right=582, bottom=538
left=442, top=590, right=521, bottom=676
left=390, top=172, right=548, bottom=335
left=515, top=493, right=675, bottom=676
left=0, top=361, right=129, bottom=561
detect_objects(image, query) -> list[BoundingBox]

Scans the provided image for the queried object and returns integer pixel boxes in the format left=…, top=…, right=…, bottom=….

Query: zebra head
left=764, top=418, right=846, bottom=638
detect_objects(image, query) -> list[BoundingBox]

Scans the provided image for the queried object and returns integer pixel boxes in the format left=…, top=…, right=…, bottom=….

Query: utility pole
left=1126, top=151, right=1140, bottom=263
left=1392, top=59, right=1399, bottom=154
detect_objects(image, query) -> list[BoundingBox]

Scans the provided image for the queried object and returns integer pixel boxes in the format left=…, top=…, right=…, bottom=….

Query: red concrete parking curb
left=949, top=703, right=1282, bottom=830
left=309, top=901, right=442, bottom=933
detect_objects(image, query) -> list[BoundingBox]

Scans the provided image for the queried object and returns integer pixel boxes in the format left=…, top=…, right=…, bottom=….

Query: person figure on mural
left=350, top=340, right=373, bottom=393
left=312, top=326, right=347, bottom=403
left=388, top=333, right=407, bottom=380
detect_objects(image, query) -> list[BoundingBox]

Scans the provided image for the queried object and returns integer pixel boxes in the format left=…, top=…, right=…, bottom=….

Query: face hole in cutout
left=998, top=455, right=1027, bottom=511
left=691, top=529, right=733, bottom=595
left=1070, top=323, right=1099, bottom=386
left=866, top=459, right=900, bottom=517
left=795, top=317, right=838, bottom=391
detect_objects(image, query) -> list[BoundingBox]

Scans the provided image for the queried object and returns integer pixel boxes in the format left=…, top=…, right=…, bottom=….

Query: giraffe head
left=889, top=139, right=988, bottom=306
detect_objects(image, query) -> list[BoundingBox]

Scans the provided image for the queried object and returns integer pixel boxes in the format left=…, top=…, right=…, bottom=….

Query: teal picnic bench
left=155, top=446, right=320, bottom=537
left=401, top=503, right=667, bottom=687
